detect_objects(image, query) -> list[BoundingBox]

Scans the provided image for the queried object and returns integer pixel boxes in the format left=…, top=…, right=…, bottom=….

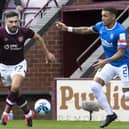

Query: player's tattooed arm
left=56, top=21, right=93, bottom=34
left=70, top=26, right=93, bottom=34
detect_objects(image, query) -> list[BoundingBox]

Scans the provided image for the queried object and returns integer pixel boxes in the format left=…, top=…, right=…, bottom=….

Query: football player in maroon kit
left=0, top=11, right=55, bottom=127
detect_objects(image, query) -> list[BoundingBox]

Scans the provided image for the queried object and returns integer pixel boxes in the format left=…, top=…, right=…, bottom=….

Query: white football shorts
left=95, top=63, right=129, bottom=88
left=0, top=59, right=27, bottom=87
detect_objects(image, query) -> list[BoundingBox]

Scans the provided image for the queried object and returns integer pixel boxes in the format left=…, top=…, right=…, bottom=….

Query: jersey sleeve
left=117, top=32, right=127, bottom=49
left=91, top=22, right=102, bottom=33
left=22, top=28, right=35, bottom=38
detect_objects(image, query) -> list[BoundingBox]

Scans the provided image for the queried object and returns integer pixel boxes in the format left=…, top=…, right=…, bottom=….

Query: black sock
left=16, top=95, right=29, bottom=114
left=4, top=91, right=19, bottom=113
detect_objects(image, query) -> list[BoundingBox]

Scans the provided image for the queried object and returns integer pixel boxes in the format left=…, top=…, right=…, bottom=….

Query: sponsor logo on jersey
left=4, top=44, right=22, bottom=50
left=101, top=38, right=113, bottom=47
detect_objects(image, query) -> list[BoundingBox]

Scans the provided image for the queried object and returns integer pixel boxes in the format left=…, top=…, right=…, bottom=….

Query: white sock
left=124, top=91, right=129, bottom=100
left=3, top=112, right=8, bottom=115
left=25, top=110, right=32, bottom=118
left=124, top=91, right=129, bottom=106
left=91, top=81, right=113, bottom=115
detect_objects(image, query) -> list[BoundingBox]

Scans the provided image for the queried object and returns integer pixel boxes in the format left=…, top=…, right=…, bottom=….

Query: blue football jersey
left=92, top=21, right=129, bottom=67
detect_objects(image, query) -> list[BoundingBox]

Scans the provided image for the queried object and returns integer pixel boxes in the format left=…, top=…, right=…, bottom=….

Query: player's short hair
left=5, top=11, right=19, bottom=18
left=102, top=6, right=118, bottom=16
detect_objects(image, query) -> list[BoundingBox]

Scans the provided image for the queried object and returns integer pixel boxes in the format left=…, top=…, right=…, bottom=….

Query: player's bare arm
left=105, top=48, right=125, bottom=63
left=56, top=21, right=94, bottom=34
left=33, top=32, right=56, bottom=63
left=93, top=48, right=125, bottom=70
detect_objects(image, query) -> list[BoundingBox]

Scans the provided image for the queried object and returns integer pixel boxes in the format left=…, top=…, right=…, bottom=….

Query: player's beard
left=9, top=26, right=18, bottom=33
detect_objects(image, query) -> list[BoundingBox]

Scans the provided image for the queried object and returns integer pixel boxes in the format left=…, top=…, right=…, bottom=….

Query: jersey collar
left=105, top=22, right=117, bottom=30
left=5, top=26, right=19, bottom=35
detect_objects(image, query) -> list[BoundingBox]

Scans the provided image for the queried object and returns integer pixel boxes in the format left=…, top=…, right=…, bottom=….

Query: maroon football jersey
left=0, top=27, right=34, bottom=65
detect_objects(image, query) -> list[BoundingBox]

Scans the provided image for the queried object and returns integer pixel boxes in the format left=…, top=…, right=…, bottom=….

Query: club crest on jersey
left=110, top=33, right=114, bottom=40
left=4, top=37, right=8, bottom=42
left=18, top=36, right=24, bottom=42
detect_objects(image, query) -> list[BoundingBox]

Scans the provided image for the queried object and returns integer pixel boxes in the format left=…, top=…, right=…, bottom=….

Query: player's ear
left=112, top=14, right=116, bottom=20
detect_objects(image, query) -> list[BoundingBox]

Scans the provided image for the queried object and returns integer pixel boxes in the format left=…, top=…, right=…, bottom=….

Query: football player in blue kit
left=0, top=11, right=55, bottom=127
left=56, top=6, right=129, bottom=128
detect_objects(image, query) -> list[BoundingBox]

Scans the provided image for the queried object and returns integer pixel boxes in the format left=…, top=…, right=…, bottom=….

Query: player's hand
left=45, top=52, right=56, bottom=64
left=55, top=21, right=67, bottom=31
left=92, top=59, right=107, bottom=70
left=16, top=5, right=24, bottom=12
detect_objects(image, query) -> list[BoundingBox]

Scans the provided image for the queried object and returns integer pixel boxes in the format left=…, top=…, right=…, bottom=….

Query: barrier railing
left=24, top=0, right=59, bottom=27
left=2, top=0, right=59, bottom=27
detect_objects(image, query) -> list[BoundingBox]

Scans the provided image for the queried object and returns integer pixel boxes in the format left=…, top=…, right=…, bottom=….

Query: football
left=34, top=99, right=51, bottom=115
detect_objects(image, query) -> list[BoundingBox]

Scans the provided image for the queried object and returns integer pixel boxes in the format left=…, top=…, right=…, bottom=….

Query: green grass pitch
left=0, top=120, right=128, bottom=129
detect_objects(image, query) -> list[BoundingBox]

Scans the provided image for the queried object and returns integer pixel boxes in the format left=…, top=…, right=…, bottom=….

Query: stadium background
left=0, top=0, right=127, bottom=119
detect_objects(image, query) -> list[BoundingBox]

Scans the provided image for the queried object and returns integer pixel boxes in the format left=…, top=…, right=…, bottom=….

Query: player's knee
left=94, top=77, right=105, bottom=86
left=91, top=81, right=102, bottom=93
left=11, top=85, right=19, bottom=92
